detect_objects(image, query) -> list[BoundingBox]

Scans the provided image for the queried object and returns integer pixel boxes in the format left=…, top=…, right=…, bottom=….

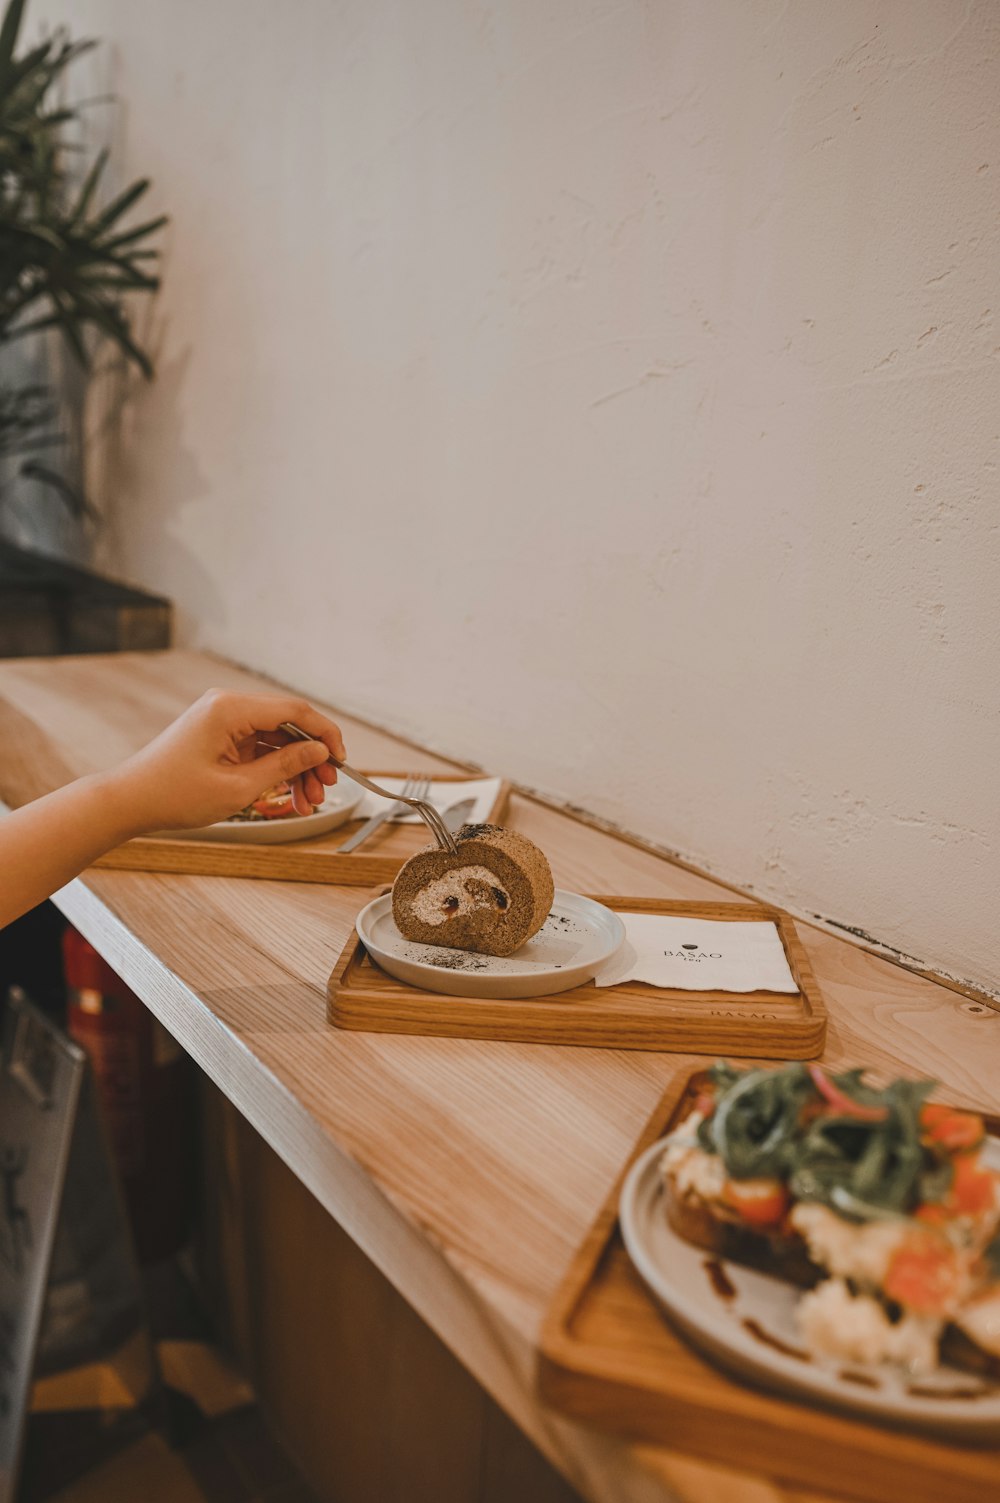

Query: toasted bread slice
left=662, top=1155, right=1000, bottom=1381
left=663, top=1176, right=820, bottom=1288
left=941, top=1316, right=1000, bottom=1382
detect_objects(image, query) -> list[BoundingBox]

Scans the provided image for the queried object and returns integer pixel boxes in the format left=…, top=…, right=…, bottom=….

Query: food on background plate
left=229, top=781, right=308, bottom=821
left=659, top=1061, right=1000, bottom=1377
left=391, top=823, right=554, bottom=957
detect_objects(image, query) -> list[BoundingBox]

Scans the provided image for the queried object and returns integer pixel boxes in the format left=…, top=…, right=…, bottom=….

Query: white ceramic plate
left=157, top=782, right=364, bottom=845
left=355, top=889, right=626, bottom=999
left=619, top=1134, right=1000, bottom=1440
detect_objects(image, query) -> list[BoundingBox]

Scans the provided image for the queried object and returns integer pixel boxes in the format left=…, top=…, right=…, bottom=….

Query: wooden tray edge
left=327, top=900, right=827, bottom=1054
left=538, top=1066, right=698, bottom=1380
left=90, top=775, right=511, bottom=885
left=536, top=1071, right=1000, bottom=1503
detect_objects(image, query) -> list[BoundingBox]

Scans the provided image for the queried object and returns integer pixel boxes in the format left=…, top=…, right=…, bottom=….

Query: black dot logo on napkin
left=682, top=943, right=698, bottom=950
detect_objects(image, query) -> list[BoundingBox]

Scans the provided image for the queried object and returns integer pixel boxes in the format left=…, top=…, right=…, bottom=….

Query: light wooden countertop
left=1, top=649, right=996, bottom=1503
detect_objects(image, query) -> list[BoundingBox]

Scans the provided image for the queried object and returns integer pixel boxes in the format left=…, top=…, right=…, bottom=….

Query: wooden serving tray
left=538, top=1068, right=1000, bottom=1503
left=328, top=899, right=827, bottom=1054
left=91, top=775, right=510, bottom=887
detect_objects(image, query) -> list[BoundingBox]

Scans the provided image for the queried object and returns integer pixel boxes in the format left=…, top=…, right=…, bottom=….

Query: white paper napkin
left=350, top=776, right=502, bottom=827
left=594, top=915, right=798, bottom=992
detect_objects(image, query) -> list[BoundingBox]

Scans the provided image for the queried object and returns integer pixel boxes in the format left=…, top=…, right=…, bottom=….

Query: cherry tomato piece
left=949, top=1152, right=997, bottom=1216
left=252, top=782, right=296, bottom=819
left=884, top=1233, right=965, bottom=1317
left=920, top=1102, right=985, bottom=1152
left=721, top=1178, right=789, bottom=1227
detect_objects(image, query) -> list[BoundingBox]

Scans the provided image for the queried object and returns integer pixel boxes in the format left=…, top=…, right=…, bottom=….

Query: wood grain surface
left=1, top=649, right=997, bottom=1503
left=540, top=1069, right=1000, bottom=1503
left=89, top=776, right=510, bottom=886
left=329, top=899, right=826, bottom=1056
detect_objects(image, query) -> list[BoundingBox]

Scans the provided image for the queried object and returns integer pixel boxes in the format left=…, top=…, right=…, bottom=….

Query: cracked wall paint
left=23, top=0, right=1000, bottom=998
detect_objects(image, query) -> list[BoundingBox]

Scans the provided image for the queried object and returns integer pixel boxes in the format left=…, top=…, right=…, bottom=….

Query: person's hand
left=104, top=689, right=347, bottom=834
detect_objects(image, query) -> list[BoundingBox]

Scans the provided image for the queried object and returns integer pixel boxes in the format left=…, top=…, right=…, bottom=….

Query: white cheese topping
left=796, top=1278, right=942, bottom=1375
left=409, top=866, right=511, bottom=926
left=659, top=1117, right=728, bottom=1202
left=790, top=1203, right=909, bottom=1288
left=673, top=1148, right=728, bottom=1202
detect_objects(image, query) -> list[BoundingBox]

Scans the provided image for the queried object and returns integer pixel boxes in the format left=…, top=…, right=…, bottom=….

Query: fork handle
left=278, top=723, right=383, bottom=793
left=278, top=723, right=460, bottom=854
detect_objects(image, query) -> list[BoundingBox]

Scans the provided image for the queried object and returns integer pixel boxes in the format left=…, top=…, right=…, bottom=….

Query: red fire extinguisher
left=62, top=926, right=193, bottom=1264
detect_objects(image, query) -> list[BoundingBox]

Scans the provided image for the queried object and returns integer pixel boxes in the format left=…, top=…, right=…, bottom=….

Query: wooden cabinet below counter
left=194, top=1075, right=583, bottom=1503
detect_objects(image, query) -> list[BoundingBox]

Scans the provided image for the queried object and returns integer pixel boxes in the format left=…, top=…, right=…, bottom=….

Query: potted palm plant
left=0, top=0, right=171, bottom=655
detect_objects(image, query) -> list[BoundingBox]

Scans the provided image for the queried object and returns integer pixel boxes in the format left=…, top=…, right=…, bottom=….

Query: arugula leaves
left=700, top=1062, right=941, bottom=1220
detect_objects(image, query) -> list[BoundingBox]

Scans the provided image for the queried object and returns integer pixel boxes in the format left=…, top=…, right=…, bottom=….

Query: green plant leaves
left=0, top=0, right=164, bottom=380
left=0, top=0, right=27, bottom=86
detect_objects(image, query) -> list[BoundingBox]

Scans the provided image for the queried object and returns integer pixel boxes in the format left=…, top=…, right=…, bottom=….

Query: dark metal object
left=0, top=543, right=172, bottom=659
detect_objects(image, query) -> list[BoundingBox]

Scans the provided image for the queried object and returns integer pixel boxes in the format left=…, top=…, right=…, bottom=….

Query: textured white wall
left=27, top=0, right=1000, bottom=997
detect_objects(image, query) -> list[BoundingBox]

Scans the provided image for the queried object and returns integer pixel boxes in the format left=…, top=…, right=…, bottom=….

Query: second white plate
left=356, top=889, right=626, bottom=999
left=157, top=781, right=364, bottom=844
left=619, top=1134, right=1000, bottom=1440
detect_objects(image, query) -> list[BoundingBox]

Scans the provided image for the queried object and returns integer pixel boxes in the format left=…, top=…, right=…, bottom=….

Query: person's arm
left=0, top=688, right=346, bottom=929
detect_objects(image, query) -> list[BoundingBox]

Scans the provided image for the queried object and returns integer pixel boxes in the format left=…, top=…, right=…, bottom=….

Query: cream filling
left=408, top=866, right=512, bottom=926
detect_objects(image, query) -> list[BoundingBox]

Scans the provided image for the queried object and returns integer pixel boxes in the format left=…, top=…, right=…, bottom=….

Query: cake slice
left=391, top=823, right=554, bottom=957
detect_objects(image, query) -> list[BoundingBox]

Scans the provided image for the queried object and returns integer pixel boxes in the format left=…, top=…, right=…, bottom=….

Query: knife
left=338, top=795, right=408, bottom=854
left=340, top=795, right=476, bottom=855
left=442, top=797, right=475, bottom=832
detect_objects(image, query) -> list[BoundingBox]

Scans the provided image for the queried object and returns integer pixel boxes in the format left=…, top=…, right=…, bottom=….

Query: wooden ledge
left=1, top=649, right=996, bottom=1503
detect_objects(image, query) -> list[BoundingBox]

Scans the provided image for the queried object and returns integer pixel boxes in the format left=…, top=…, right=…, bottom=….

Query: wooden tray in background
left=538, top=1068, right=1000, bottom=1503
left=328, top=899, right=827, bottom=1054
left=91, top=775, right=510, bottom=887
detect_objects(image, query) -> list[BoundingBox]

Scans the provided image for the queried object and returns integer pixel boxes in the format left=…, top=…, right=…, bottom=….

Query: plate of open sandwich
left=356, top=822, right=625, bottom=998
left=161, top=779, right=363, bottom=844
left=619, top=1061, right=1000, bottom=1437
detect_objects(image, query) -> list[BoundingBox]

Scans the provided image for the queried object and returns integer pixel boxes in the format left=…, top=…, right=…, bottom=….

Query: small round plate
left=619, top=1134, right=1000, bottom=1440
left=158, top=782, right=364, bottom=845
left=356, top=889, right=626, bottom=999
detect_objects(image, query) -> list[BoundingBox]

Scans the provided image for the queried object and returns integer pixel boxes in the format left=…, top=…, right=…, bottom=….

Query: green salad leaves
left=697, top=1062, right=941, bottom=1221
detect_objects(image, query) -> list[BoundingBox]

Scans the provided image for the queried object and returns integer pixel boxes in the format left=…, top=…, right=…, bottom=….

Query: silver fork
left=277, top=723, right=459, bottom=855
left=338, top=775, right=431, bottom=854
